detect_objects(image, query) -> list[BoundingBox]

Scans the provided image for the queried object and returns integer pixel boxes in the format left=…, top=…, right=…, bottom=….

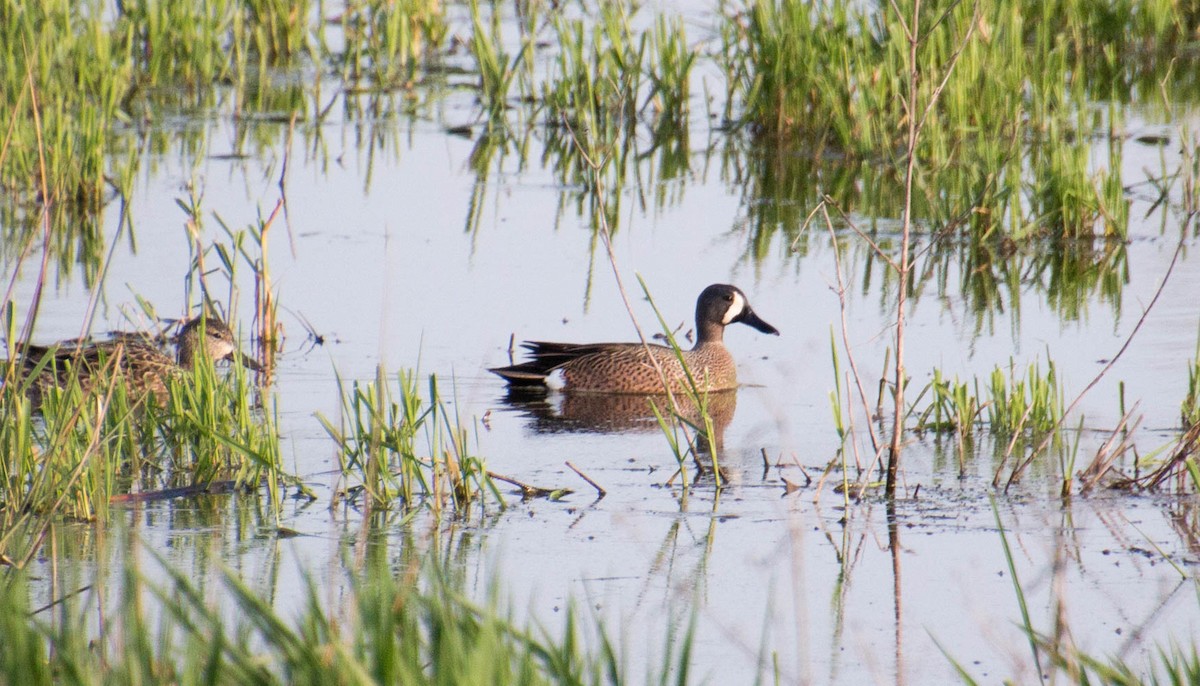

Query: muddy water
left=9, top=33, right=1200, bottom=686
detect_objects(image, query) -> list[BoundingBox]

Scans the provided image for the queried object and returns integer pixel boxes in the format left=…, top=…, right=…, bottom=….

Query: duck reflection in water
left=498, top=385, right=738, bottom=452
left=490, top=283, right=778, bottom=455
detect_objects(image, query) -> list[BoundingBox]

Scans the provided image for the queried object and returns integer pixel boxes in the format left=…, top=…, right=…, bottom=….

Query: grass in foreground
left=0, top=533, right=696, bottom=685
left=947, top=502, right=1200, bottom=685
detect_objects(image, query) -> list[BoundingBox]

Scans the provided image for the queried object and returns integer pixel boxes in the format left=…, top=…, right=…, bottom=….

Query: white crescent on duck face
left=489, top=284, right=779, bottom=394
left=720, top=291, right=746, bottom=325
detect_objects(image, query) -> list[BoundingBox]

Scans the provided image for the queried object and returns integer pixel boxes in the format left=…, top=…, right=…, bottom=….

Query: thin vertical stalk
left=886, top=0, right=920, bottom=498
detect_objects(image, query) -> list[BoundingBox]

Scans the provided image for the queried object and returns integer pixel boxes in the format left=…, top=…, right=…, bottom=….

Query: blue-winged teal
left=11, top=317, right=262, bottom=406
left=490, top=284, right=779, bottom=393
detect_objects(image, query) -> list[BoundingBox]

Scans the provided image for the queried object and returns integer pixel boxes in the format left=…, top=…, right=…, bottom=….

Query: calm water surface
left=10, top=16, right=1200, bottom=686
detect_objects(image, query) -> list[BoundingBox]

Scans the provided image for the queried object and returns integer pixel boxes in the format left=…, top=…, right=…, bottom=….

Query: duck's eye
left=723, top=294, right=734, bottom=302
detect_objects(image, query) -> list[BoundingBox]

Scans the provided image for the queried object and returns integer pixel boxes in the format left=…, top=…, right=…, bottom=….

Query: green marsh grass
left=987, top=358, right=1064, bottom=438
left=725, top=143, right=1129, bottom=325
left=539, top=0, right=695, bottom=213
left=319, top=366, right=499, bottom=514
left=335, top=0, right=447, bottom=88
left=469, top=0, right=531, bottom=129
left=0, top=0, right=318, bottom=220
left=0, top=323, right=283, bottom=566
left=719, top=0, right=1177, bottom=240
left=0, top=0, right=437, bottom=264
left=911, top=369, right=981, bottom=438
left=645, top=15, right=694, bottom=137
left=240, top=0, right=312, bottom=66
left=908, top=359, right=1072, bottom=484
left=0, top=534, right=698, bottom=685
left=157, top=346, right=282, bottom=491
left=911, top=368, right=981, bottom=473
left=540, top=5, right=641, bottom=195
left=543, top=2, right=642, bottom=133
left=909, top=359, right=1062, bottom=440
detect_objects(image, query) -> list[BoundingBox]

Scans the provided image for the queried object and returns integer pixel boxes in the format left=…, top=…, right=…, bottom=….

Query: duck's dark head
left=696, top=284, right=779, bottom=342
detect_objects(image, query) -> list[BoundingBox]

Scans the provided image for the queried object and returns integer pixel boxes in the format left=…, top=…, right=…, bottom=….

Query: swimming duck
left=490, top=284, right=778, bottom=394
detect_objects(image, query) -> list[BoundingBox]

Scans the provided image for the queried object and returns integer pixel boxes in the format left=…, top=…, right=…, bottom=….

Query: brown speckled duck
left=12, top=317, right=261, bottom=406
left=490, top=284, right=779, bottom=394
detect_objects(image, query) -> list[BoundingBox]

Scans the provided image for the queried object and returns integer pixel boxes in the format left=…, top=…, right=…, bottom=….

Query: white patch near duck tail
left=721, top=291, right=746, bottom=324
left=544, top=369, right=567, bottom=392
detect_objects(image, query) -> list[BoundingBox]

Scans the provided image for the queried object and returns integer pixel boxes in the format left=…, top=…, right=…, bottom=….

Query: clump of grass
left=645, top=15, right=695, bottom=136
left=0, top=0, right=319, bottom=221
left=540, top=1, right=696, bottom=202
left=988, top=358, right=1064, bottom=437
left=908, top=358, right=1063, bottom=455
left=240, top=0, right=312, bottom=66
left=156, top=344, right=282, bottom=490
left=318, top=366, right=499, bottom=514
left=910, top=368, right=982, bottom=473
left=543, top=2, right=642, bottom=133
left=336, top=0, right=448, bottom=88
left=540, top=4, right=640, bottom=192
left=118, top=0, right=238, bottom=87
left=468, top=0, right=532, bottom=128
left=0, top=0, right=126, bottom=215
left=912, top=368, right=981, bottom=437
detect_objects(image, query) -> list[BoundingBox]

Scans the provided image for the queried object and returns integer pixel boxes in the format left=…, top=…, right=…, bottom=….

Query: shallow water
left=9, top=8, right=1200, bottom=684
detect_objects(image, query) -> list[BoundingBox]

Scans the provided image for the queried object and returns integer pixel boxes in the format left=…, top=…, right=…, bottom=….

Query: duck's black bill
left=738, top=308, right=780, bottom=336
left=234, top=351, right=265, bottom=372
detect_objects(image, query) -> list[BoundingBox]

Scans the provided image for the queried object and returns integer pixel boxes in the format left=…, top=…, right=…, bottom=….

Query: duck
left=10, top=316, right=262, bottom=406
left=489, top=284, right=778, bottom=394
